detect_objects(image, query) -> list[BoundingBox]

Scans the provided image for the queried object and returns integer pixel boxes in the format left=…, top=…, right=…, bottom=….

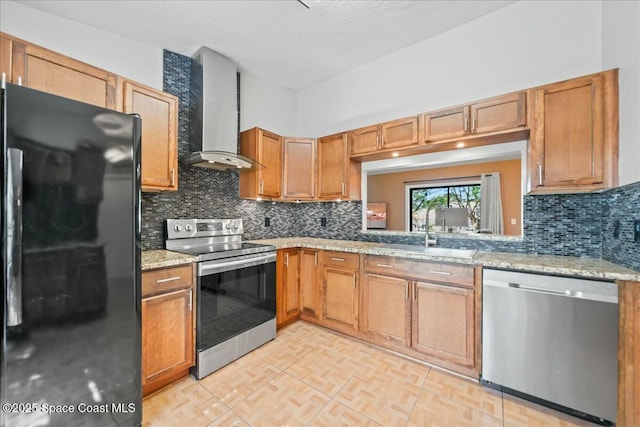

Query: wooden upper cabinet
left=424, top=106, right=469, bottom=142
left=424, top=93, right=526, bottom=143
left=299, top=249, right=321, bottom=319
left=239, top=127, right=283, bottom=199
left=3, top=33, right=116, bottom=109
left=0, top=34, right=12, bottom=80
left=529, top=70, right=618, bottom=193
left=380, top=116, right=419, bottom=150
left=283, top=137, right=316, bottom=199
left=411, top=281, right=475, bottom=368
left=351, top=117, right=419, bottom=155
left=350, top=124, right=379, bottom=155
left=470, top=92, right=526, bottom=134
left=121, top=79, right=178, bottom=192
left=317, top=132, right=360, bottom=200
left=362, top=273, right=411, bottom=346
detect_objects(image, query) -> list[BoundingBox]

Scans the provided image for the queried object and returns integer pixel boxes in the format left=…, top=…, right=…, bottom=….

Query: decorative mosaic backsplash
left=141, top=50, right=640, bottom=273
left=602, top=181, right=640, bottom=272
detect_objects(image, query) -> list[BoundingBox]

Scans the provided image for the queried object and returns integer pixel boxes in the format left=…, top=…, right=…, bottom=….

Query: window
left=409, top=183, right=481, bottom=232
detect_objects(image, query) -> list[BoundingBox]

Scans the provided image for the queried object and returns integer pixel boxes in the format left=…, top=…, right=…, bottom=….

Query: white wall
left=240, top=73, right=297, bottom=135
left=296, top=1, right=602, bottom=138
left=0, top=1, right=164, bottom=89
left=602, top=1, right=640, bottom=185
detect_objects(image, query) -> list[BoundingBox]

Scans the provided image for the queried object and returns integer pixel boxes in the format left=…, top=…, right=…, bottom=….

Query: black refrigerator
left=1, top=83, right=142, bottom=426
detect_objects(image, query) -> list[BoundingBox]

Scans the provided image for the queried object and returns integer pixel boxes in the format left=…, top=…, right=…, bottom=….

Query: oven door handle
left=198, top=252, right=276, bottom=276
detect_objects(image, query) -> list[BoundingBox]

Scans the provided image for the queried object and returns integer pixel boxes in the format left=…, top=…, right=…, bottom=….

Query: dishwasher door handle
left=484, top=279, right=617, bottom=304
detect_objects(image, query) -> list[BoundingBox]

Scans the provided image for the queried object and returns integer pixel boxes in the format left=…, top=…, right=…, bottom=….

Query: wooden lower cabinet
left=276, top=249, right=300, bottom=328
left=299, top=249, right=321, bottom=319
left=361, top=273, right=410, bottom=346
left=141, top=264, right=195, bottom=396
left=321, top=252, right=359, bottom=334
left=411, top=281, right=475, bottom=368
left=361, top=256, right=479, bottom=377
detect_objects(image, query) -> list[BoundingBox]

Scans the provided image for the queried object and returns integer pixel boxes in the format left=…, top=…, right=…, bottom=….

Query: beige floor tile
left=286, top=346, right=361, bottom=396
left=142, top=377, right=228, bottom=427
left=199, top=353, right=281, bottom=407
left=503, top=395, right=596, bottom=427
left=319, top=334, right=376, bottom=364
left=233, top=372, right=331, bottom=426
left=422, top=368, right=503, bottom=419
left=407, top=389, right=503, bottom=427
left=206, top=410, right=251, bottom=427
left=251, top=335, right=317, bottom=370
left=309, top=400, right=382, bottom=427
left=358, top=349, right=431, bottom=387
left=335, top=369, right=421, bottom=427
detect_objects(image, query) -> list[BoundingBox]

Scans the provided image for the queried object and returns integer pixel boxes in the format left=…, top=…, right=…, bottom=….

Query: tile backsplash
left=141, top=50, right=640, bottom=273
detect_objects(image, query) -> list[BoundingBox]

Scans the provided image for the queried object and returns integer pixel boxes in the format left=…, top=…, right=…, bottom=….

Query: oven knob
left=232, top=222, right=240, bottom=230
left=174, top=225, right=182, bottom=232
left=185, top=224, right=193, bottom=232
left=226, top=223, right=231, bottom=229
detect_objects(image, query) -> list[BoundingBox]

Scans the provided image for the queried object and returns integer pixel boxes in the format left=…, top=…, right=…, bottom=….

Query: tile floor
left=142, top=321, right=595, bottom=427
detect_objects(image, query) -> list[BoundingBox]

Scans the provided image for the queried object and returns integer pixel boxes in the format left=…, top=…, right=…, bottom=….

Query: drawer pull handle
left=331, top=257, right=345, bottom=262
left=376, top=264, right=394, bottom=268
left=429, top=270, right=452, bottom=276
left=156, top=276, right=181, bottom=284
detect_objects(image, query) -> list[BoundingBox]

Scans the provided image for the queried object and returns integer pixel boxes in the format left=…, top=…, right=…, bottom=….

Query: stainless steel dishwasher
left=481, top=269, right=618, bottom=425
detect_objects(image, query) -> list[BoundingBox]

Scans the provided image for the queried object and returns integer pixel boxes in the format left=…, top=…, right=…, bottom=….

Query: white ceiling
left=17, top=0, right=515, bottom=91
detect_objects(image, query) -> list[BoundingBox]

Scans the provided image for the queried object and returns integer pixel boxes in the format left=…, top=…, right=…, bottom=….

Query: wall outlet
left=264, top=217, right=271, bottom=227
left=321, top=217, right=327, bottom=227
left=510, top=218, right=517, bottom=225
left=635, top=219, right=640, bottom=243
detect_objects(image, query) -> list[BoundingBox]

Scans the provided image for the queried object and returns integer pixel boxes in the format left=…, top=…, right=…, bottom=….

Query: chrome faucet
left=425, top=211, right=430, bottom=247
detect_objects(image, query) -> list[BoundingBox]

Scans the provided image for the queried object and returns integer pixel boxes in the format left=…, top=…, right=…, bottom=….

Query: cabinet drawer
left=365, top=255, right=474, bottom=288
left=142, top=264, right=193, bottom=297
left=322, top=251, right=359, bottom=270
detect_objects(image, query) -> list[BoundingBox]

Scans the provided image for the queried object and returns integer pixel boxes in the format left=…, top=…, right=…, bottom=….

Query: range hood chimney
left=181, top=46, right=259, bottom=170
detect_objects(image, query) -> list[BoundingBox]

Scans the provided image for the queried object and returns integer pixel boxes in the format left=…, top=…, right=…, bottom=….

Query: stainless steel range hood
left=182, top=46, right=260, bottom=170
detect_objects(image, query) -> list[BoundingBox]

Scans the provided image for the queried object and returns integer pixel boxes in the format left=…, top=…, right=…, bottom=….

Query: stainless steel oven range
left=165, top=219, right=276, bottom=379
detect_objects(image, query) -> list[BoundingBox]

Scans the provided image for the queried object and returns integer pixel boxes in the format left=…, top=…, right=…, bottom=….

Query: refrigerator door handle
left=6, top=148, right=24, bottom=327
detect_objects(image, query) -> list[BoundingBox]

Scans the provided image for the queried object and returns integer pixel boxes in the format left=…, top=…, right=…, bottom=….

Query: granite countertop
left=141, top=250, right=198, bottom=271
left=249, top=237, right=640, bottom=282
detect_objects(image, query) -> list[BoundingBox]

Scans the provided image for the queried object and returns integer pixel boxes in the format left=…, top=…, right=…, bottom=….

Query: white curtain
left=480, top=173, right=503, bottom=234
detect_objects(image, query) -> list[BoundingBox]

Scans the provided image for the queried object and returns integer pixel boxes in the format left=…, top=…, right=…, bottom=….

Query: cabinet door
left=530, top=74, right=606, bottom=191
left=283, top=138, right=316, bottom=199
left=362, top=273, right=410, bottom=346
left=323, top=267, right=358, bottom=331
left=350, top=125, right=379, bottom=155
left=380, top=116, right=419, bottom=150
left=122, top=80, right=178, bottom=192
left=423, top=106, right=469, bottom=142
left=411, top=281, right=475, bottom=368
left=470, top=92, right=526, bottom=134
left=0, top=35, right=12, bottom=80
left=11, top=39, right=117, bottom=109
left=277, top=249, right=300, bottom=326
left=299, top=249, right=321, bottom=318
left=257, top=130, right=283, bottom=198
left=142, top=288, right=194, bottom=388
left=318, top=133, right=348, bottom=199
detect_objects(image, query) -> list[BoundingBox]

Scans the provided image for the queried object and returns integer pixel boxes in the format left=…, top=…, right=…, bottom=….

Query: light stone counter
left=250, top=237, right=640, bottom=282
left=141, top=250, right=198, bottom=271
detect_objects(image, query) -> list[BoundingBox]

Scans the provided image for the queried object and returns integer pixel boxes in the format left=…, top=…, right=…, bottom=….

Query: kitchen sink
left=380, top=244, right=477, bottom=259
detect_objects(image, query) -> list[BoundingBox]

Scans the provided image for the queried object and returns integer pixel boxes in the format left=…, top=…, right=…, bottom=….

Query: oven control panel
left=165, top=219, right=243, bottom=239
